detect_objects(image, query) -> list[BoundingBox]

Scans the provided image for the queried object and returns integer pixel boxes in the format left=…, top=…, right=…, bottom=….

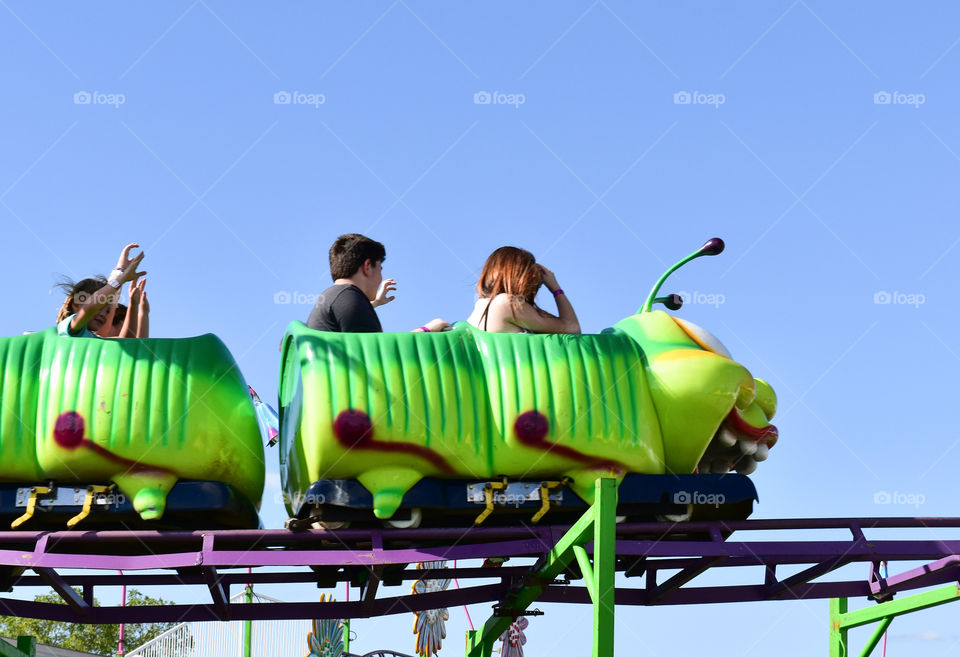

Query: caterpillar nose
left=754, top=378, right=777, bottom=419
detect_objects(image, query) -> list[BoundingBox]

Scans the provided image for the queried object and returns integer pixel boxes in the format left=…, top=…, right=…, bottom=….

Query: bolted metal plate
left=466, top=482, right=563, bottom=505
left=15, top=486, right=126, bottom=508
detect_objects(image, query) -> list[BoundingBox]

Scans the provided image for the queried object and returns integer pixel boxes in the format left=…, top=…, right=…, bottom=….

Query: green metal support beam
left=0, top=637, right=36, bottom=657
left=243, top=583, right=253, bottom=657
left=829, top=583, right=960, bottom=656
left=466, top=478, right=618, bottom=657
left=573, top=545, right=595, bottom=598
left=829, top=598, right=847, bottom=657
left=858, top=617, right=892, bottom=657
left=590, top=477, right=616, bottom=657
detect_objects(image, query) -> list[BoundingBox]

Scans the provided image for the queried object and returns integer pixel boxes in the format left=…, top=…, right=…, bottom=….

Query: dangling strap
left=479, top=297, right=494, bottom=331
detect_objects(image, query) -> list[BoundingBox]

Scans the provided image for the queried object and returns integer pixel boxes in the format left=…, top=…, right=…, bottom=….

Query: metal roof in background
left=1, top=638, right=103, bottom=657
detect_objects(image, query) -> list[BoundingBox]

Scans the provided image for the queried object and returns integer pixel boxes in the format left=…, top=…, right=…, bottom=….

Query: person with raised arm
left=306, top=233, right=448, bottom=333
left=466, top=246, right=580, bottom=334
left=55, top=244, right=145, bottom=338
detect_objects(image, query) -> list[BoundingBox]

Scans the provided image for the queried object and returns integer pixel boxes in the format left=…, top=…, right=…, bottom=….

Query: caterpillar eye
left=672, top=317, right=733, bottom=359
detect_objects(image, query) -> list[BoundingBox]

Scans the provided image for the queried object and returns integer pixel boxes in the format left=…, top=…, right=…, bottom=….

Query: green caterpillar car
left=0, top=329, right=265, bottom=529
left=279, top=238, right=778, bottom=525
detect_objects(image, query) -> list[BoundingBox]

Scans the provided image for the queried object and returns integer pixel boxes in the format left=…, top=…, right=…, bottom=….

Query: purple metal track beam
left=201, top=566, right=229, bottom=621
left=7, top=565, right=531, bottom=589
left=613, top=538, right=960, bottom=561
left=648, top=556, right=725, bottom=602
left=540, top=563, right=960, bottom=606
left=34, top=567, right=90, bottom=618
left=0, top=518, right=958, bottom=549
left=0, top=538, right=550, bottom=570
left=362, top=566, right=382, bottom=612
left=765, top=555, right=854, bottom=600
left=0, top=582, right=511, bottom=624
left=870, top=555, right=960, bottom=598
left=3, top=518, right=960, bottom=623
left=541, top=581, right=877, bottom=605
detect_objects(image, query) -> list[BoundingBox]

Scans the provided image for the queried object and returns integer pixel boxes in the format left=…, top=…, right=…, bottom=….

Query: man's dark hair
left=329, top=233, right=386, bottom=280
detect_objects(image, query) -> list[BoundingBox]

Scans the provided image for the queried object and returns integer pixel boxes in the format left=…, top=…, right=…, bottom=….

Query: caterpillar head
left=617, top=237, right=778, bottom=474
left=614, top=310, right=777, bottom=474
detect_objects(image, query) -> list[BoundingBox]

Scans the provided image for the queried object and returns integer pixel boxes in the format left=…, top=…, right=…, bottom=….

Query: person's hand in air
left=538, top=264, right=560, bottom=292
left=372, top=278, right=397, bottom=308
left=112, top=243, right=146, bottom=285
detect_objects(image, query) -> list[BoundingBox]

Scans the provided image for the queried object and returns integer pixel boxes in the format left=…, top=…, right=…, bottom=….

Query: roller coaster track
left=3, top=479, right=960, bottom=657
left=1, top=516, right=959, bottom=624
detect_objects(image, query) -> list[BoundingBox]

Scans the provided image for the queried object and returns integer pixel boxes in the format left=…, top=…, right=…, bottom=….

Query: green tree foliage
left=0, top=589, right=178, bottom=656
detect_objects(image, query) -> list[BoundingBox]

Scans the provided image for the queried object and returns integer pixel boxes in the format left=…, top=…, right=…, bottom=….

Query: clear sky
left=4, top=1, right=960, bottom=655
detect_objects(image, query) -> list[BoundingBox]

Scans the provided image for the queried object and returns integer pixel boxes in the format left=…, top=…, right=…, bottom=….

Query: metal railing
left=126, top=592, right=311, bottom=657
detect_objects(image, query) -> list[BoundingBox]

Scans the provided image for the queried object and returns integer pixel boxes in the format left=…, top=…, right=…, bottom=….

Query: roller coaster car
left=279, top=238, right=778, bottom=530
left=0, top=329, right=265, bottom=530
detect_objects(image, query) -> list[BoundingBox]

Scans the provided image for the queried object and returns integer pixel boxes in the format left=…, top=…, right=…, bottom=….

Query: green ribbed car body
left=0, top=328, right=265, bottom=521
left=279, top=312, right=777, bottom=519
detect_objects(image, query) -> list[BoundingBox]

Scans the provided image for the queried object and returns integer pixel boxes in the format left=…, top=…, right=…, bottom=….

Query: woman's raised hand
left=538, top=265, right=559, bottom=292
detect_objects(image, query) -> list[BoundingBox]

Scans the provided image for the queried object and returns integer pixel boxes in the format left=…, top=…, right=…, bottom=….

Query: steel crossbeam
left=0, top=517, right=958, bottom=624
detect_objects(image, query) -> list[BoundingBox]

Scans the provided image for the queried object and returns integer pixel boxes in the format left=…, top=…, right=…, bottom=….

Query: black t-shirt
left=306, top=284, right=382, bottom=333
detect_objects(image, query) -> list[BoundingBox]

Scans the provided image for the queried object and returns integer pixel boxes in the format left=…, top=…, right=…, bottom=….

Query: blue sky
left=4, top=1, right=960, bottom=655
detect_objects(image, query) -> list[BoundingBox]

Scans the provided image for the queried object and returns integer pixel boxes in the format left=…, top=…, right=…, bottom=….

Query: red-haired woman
left=466, top=246, right=580, bottom=334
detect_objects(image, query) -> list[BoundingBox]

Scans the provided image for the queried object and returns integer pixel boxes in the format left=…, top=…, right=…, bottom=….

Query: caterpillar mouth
left=726, top=406, right=778, bottom=446
left=697, top=407, right=778, bottom=476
